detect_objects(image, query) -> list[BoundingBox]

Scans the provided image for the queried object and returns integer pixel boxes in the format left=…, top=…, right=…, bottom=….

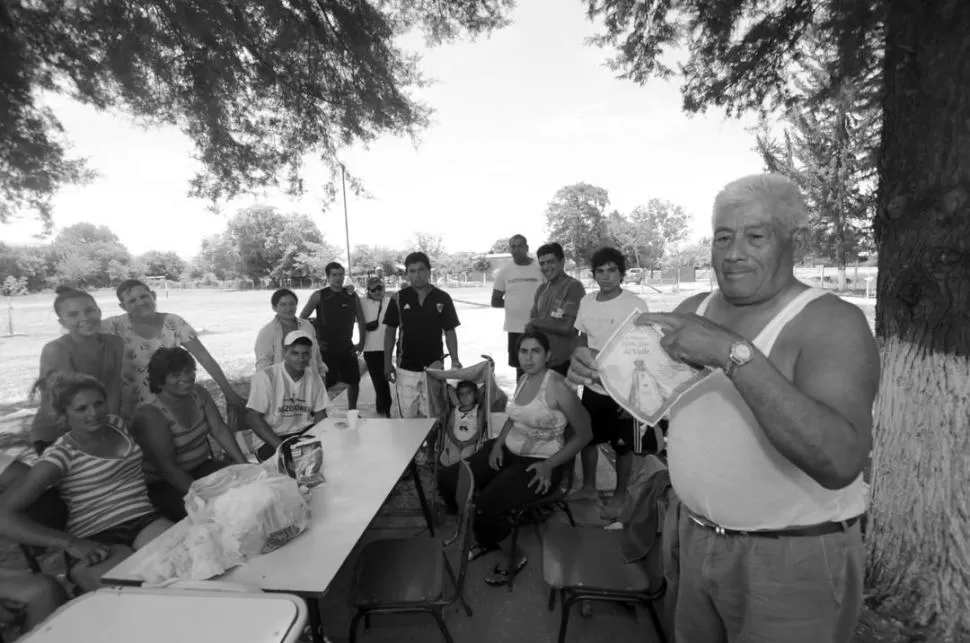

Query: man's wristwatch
left=724, top=340, right=754, bottom=379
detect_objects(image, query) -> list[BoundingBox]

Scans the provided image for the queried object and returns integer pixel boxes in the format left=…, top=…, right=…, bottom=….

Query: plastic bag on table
left=127, top=520, right=245, bottom=585
left=278, top=435, right=326, bottom=489
left=185, top=464, right=311, bottom=557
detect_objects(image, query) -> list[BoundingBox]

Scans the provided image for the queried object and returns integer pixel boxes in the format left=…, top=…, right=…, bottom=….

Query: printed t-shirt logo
left=278, top=395, right=311, bottom=416
left=436, top=303, right=444, bottom=313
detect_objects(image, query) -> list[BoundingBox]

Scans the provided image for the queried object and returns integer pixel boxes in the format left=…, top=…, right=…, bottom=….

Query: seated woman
left=130, top=347, right=249, bottom=522
left=437, top=331, right=592, bottom=587
left=0, top=374, right=172, bottom=592
left=102, top=279, right=246, bottom=419
left=30, top=287, right=125, bottom=453
left=254, top=288, right=327, bottom=377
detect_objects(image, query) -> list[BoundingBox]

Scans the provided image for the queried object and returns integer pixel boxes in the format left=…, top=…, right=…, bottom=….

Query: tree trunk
left=867, top=2, right=970, bottom=639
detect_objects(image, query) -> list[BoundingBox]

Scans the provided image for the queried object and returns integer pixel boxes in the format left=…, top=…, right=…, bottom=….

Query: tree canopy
left=755, top=28, right=878, bottom=278
left=544, top=182, right=611, bottom=265
left=585, top=0, right=883, bottom=117
left=132, top=250, right=186, bottom=282
left=196, top=205, right=336, bottom=286
left=52, top=222, right=130, bottom=288
left=609, top=199, right=690, bottom=269
left=488, top=237, right=510, bottom=254
left=1, top=0, right=514, bottom=228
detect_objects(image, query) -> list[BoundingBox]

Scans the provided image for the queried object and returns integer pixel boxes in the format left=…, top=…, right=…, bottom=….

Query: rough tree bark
left=867, top=1, right=970, bottom=640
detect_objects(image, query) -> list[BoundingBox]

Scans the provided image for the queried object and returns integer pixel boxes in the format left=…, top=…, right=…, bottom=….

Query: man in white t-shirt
left=570, top=247, right=651, bottom=518
left=247, top=330, right=331, bottom=461
left=491, top=234, right=544, bottom=378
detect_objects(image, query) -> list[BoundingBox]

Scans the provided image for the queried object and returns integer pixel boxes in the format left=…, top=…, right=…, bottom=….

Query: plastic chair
left=18, top=491, right=72, bottom=578
left=502, top=460, right=576, bottom=592
left=427, top=357, right=502, bottom=471
left=542, top=524, right=667, bottom=643
left=347, top=460, right=475, bottom=643
left=502, top=422, right=579, bottom=592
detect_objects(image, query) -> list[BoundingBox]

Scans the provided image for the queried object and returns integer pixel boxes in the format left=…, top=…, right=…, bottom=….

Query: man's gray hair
left=713, top=174, right=809, bottom=235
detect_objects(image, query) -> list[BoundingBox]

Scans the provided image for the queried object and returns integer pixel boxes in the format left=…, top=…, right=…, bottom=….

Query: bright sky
left=2, top=0, right=766, bottom=260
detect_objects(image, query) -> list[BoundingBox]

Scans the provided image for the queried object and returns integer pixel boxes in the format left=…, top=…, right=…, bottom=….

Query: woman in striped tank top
left=0, top=374, right=172, bottom=591
left=131, top=347, right=248, bottom=521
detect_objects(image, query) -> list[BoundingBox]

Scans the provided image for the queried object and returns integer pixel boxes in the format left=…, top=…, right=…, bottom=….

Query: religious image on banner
left=596, top=310, right=713, bottom=425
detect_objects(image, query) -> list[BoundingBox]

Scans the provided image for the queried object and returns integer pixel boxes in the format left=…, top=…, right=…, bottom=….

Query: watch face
left=733, top=342, right=753, bottom=361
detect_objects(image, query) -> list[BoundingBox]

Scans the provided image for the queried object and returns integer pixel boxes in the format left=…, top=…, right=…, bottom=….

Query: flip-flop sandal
left=467, top=543, right=499, bottom=561
left=484, top=554, right=528, bottom=586
left=600, top=503, right=624, bottom=522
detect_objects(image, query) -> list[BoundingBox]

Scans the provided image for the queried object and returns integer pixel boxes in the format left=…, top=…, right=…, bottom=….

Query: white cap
left=283, top=330, right=314, bottom=347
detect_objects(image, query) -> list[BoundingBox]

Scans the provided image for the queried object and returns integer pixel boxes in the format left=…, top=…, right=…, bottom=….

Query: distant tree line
left=0, top=205, right=496, bottom=293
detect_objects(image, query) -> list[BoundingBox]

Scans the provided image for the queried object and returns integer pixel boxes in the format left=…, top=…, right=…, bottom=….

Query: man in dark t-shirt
left=383, top=252, right=461, bottom=418
left=300, top=261, right=366, bottom=410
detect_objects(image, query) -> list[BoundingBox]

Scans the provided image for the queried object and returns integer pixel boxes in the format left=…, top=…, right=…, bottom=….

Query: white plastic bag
left=185, top=464, right=311, bottom=557
left=128, top=521, right=244, bottom=585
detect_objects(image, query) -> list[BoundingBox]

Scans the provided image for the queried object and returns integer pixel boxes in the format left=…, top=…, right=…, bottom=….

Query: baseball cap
left=283, top=330, right=314, bottom=347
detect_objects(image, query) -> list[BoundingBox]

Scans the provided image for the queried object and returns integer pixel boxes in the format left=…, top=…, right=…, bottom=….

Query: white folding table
left=19, top=587, right=307, bottom=643
left=103, top=417, right=436, bottom=643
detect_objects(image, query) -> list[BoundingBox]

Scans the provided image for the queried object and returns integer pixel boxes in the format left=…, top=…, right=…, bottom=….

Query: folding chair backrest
left=430, top=359, right=496, bottom=466
left=480, top=360, right=493, bottom=449
left=453, top=460, right=476, bottom=591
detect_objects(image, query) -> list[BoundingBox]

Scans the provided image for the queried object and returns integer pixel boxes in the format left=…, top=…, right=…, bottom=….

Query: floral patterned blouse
left=101, top=313, right=197, bottom=419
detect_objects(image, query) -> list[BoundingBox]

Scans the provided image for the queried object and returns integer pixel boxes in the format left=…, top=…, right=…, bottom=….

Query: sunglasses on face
left=369, top=286, right=384, bottom=292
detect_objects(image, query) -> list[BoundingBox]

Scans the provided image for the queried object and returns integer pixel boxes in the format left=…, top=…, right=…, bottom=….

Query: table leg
left=307, top=597, right=325, bottom=643
left=409, top=460, right=435, bottom=537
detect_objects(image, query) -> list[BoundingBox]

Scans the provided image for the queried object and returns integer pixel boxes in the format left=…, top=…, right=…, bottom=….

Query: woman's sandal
left=467, top=543, right=499, bottom=562
left=483, top=554, right=528, bottom=586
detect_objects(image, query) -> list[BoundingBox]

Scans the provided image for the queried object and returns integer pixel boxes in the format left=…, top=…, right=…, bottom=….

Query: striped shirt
left=136, top=387, right=213, bottom=483
left=40, top=416, right=155, bottom=538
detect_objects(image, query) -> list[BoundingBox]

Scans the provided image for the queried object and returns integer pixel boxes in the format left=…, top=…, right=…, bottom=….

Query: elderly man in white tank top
left=569, top=173, right=879, bottom=643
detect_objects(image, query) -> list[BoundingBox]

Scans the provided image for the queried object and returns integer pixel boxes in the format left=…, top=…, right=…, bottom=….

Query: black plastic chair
left=503, top=460, right=576, bottom=592
left=18, top=490, right=71, bottom=575
left=502, top=418, right=580, bottom=592
left=542, top=523, right=667, bottom=643
left=348, top=459, right=476, bottom=643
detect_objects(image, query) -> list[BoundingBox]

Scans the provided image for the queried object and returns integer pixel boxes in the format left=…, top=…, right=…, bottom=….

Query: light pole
left=341, top=163, right=352, bottom=275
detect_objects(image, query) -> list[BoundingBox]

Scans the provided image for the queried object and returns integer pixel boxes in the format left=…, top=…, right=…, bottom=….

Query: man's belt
left=686, top=509, right=861, bottom=538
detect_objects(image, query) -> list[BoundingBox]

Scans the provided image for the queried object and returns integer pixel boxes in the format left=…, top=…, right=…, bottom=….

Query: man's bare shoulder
left=674, top=292, right=712, bottom=314
left=795, top=294, right=876, bottom=350
left=804, top=294, right=872, bottom=330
